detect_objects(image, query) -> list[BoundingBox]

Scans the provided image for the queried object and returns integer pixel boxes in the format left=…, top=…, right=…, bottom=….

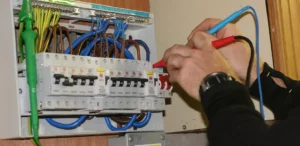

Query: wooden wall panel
left=267, top=0, right=300, bottom=79
left=0, top=136, right=109, bottom=146
left=79, top=0, right=150, bottom=12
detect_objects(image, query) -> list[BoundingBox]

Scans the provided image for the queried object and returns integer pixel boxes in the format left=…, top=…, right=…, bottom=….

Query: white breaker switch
left=22, top=53, right=173, bottom=113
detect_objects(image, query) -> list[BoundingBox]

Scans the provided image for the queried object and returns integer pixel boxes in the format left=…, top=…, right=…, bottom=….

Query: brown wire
left=59, top=26, right=73, bottom=54
left=55, top=24, right=64, bottom=53
left=104, top=35, right=110, bottom=58
left=73, top=37, right=94, bottom=55
left=98, top=33, right=104, bottom=57
left=105, top=33, right=119, bottom=58
left=92, top=29, right=99, bottom=56
left=41, top=26, right=54, bottom=52
left=109, top=113, right=146, bottom=125
left=119, top=38, right=126, bottom=59
left=126, top=39, right=141, bottom=60
left=53, top=25, right=57, bottom=53
left=93, top=33, right=104, bottom=57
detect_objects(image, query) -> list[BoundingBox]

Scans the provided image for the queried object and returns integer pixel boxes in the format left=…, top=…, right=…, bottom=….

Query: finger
left=188, top=18, right=237, bottom=40
left=187, top=31, right=216, bottom=51
left=166, top=54, right=185, bottom=83
left=188, top=18, right=222, bottom=39
left=163, top=44, right=193, bottom=62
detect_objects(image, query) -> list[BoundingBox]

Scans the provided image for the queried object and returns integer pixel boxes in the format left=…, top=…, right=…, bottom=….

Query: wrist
left=249, top=61, right=264, bottom=86
left=200, top=72, right=235, bottom=93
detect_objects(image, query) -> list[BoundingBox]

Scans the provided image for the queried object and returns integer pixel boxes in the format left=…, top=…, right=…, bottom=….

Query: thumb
left=186, top=31, right=217, bottom=51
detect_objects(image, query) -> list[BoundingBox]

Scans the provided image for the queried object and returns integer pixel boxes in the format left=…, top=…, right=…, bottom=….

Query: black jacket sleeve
left=200, top=64, right=300, bottom=146
left=200, top=81, right=269, bottom=146
left=250, top=63, right=300, bottom=120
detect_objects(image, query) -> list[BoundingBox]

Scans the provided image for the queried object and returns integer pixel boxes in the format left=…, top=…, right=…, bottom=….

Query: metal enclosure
left=0, top=0, right=170, bottom=139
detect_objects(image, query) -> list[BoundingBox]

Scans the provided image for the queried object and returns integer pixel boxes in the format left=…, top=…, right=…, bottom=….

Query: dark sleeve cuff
left=249, top=63, right=298, bottom=119
left=200, top=81, right=255, bottom=121
left=250, top=63, right=297, bottom=94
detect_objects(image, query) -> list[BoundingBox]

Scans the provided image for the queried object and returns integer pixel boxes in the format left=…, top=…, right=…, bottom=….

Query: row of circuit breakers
left=19, top=53, right=172, bottom=114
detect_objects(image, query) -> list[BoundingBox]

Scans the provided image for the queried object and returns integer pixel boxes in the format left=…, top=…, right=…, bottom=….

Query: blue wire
left=105, top=115, right=137, bottom=131
left=207, top=6, right=250, bottom=34
left=125, top=39, right=151, bottom=62
left=46, top=19, right=107, bottom=129
left=249, top=6, right=264, bottom=119
left=206, top=6, right=265, bottom=118
left=132, top=112, right=152, bottom=128
left=64, top=19, right=110, bottom=54
left=81, top=20, right=133, bottom=58
left=105, top=112, right=152, bottom=131
left=80, top=37, right=135, bottom=59
left=45, top=116, right=87, bottom=130
left=103, top=20, right=151, bottom=130
left=90, top=17, right=95, bottom=32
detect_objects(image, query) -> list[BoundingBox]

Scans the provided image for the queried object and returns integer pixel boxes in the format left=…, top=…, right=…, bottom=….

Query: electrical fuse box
left=0, top=0, right=172, bottom=139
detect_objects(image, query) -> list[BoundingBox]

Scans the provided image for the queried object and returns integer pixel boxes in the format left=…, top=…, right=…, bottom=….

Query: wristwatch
left=200, top=72, right=235, bottom=93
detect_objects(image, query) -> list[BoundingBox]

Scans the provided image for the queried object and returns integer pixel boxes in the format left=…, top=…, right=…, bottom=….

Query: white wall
left=150, top=0, right=274, bottom=132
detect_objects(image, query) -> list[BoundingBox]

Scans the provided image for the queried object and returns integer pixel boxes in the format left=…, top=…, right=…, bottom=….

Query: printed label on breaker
left=135, top=144, right=161, bottom=146
left=40, top=0, right=75, bottom=6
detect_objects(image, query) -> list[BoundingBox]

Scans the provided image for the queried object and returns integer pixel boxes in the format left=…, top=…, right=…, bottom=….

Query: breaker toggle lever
left=62, top=77, right=73, bottom=86
left=159, top=74, right=172, bottom=90
left=53, top=74, right=65, bottom=84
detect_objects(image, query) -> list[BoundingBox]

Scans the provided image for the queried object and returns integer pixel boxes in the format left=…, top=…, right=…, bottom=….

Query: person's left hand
left=163, top=31, right=237, bottom=100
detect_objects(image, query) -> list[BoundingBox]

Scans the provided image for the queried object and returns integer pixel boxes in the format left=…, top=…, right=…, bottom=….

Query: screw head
left=182, top=125, right=187, bottom=130
left=19, top=88, right=22, bottom=94
left=128, top=136, right=133, bottom=142
left=39, top=102, right=42, bottom=109
left=161, top=135, right=165, bottom=140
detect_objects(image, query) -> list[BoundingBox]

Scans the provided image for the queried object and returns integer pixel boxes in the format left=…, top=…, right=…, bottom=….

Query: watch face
left=200, top=72, right=233, bottom=92
left=206, top=73, right=229, bottom=85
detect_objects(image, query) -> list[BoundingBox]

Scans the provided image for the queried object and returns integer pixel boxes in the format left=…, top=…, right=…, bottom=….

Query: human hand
left=187, top=18, right=264, bottom=85
left=163, top=32, right=236, bottom=100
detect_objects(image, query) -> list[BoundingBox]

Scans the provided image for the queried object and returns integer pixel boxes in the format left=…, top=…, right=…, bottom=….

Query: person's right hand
left=187, top=18, right=264, bottom=85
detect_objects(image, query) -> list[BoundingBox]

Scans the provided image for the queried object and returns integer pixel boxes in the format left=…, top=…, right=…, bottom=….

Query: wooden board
left=0, top=136, right=109, bottom=146
left=79, top=0, right=150, bottom=12
left=267, top=0, right=300, bottom=79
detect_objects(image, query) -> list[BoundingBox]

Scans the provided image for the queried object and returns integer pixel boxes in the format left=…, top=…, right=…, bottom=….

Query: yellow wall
left=150, top=0, right=274, bottom=132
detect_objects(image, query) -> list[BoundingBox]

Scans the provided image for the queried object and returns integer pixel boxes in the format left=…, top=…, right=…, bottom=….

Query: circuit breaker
left=0, top=0, right=172, bottom=139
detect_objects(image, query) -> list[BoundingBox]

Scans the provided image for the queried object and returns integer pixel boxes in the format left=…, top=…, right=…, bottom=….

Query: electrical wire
left=105, top=112, right=152, bottom=131
left=125, top=39, right=141, bottom=60
left=125, top=39, right=151, bottom=62
left=81, top=37, right=135, bottom=59
left=248, top=6, right=264, bottom=119
left=103, top=20, right=151, bottom=130
left=208, top=6, right=264, bottom=118
left=64, top=19, right=110, bottom=54
left=45, top=116, right=87, bottom=130
left=132, top=112, right=152, bottom=128
left=234, top=36, right=254, bottom=89
left=27, top=118, right=38, bottom=146
left=110, top=113, right=146, bottom=124
left=105, top=115, right=137, bottom=131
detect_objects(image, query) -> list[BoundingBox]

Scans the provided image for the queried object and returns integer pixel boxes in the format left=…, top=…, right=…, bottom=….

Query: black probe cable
left=234, top=36, right=254, bottom=89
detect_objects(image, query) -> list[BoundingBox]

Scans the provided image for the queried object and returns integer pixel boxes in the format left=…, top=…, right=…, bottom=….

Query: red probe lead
left=152, top=37, right=236, bottom=68
left=212, top=36, right=236, bottom=49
